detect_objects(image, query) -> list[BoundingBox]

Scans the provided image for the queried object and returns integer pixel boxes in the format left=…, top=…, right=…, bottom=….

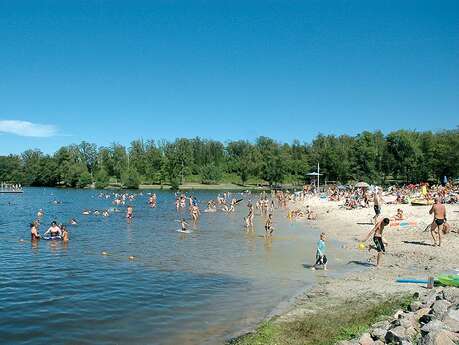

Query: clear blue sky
left=0, top=0, right=458, bottom=154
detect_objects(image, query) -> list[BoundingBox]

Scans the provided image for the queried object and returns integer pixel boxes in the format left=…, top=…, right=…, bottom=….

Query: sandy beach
left=235, top=197, right=459, bottom=342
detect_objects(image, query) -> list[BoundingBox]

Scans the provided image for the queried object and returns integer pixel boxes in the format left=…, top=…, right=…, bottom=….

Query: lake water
left=0, top=188, right=357, bottom=345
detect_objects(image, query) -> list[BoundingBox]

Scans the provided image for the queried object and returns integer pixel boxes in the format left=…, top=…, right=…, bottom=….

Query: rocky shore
left=338, top=287, right=459, bottom=345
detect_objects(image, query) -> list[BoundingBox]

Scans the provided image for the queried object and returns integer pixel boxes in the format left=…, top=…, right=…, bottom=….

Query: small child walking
left=311, top=232, right=328, bottom=270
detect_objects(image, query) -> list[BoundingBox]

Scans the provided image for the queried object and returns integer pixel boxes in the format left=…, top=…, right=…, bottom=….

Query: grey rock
left=336, top=341, right=358, bottom=345
left=421, top=320, right=450, bottom=334
left=432, top=300, right=452, bottom=319
left=441, top=307, right=459, bottom=332
left=420, top=329, right=459, bottom=345
left=410, top=301, right=423, bottom=312
left=400, top=313, right=420, bottom=331
left=422, top=291, right=440, bottom=308
left=393, top=309, right=404, bottom=319
left=373, top=341, right=385, bottom=345
left=370, top=327, right=386, bottom=341
left=359, top=332, right=374, bottom=345
left=442, top=287, right=459, bottom=304
left=415, top=307, right=432, bottom=322
left=372, top=320, right=390, bottom=330
left=385, top=325, right=408, bottom=344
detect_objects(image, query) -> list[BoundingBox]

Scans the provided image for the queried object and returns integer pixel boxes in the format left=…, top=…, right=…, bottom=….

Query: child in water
left=311, top=232, right=327, bottom=270
left=180, top=218, right=189, bottom=231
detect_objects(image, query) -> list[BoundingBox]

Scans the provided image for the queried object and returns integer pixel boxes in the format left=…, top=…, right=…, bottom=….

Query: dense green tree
left=94, top=168, right=110, bottom=189
left=1, top=128, right=457, bottom=188
left=200, top=163, right=222, bottom=184
left=77, top=171, right=93, bottom=188
left=121, top=167, right=140, bottom=189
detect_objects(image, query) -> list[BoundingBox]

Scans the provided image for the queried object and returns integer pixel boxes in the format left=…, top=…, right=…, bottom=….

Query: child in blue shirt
left=311, top=232, right=328, bottom=270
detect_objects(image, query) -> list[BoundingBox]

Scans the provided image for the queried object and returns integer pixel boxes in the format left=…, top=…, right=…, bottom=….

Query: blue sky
left=0, top=0, right=458, bottom=154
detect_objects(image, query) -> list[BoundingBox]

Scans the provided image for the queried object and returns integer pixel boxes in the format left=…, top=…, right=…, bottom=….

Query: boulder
left=422, top=291, right=440, bottom=308
left=394, top=309, right=404, bottom=319
left=410, top=301, right=423, bottom=312
left=385, top=326, right=409, bottom=344
left=421, top=320, right=450, bottom=334
left=415, top=308, right=432, bottom=321
left=441, top=308, right=459, bottom=332
left=372, top=320, right=390, bottom=330
left=442, top=287, right=459, bottom=304
left=370, top=327, right=386, bottom=341
left=420, top=329, right=459, bottom=345
left=359, top=332, right=374, bottom=345
left=400, top=313, right=420, bottom=331
left=373, top=341, right=384, bottom=345
left=432, top=300, right=452, bottom=319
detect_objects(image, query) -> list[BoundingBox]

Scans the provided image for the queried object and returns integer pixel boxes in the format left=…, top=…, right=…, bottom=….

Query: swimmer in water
left=265, top=214, right=274, bottom=237
left=37, top=209, right=44, bottom=217
left=191, top=204, right=200, bottom=222
left=180, top=218, right=189, bottom=231
left=126, top=205, right=133, bottom=219
left=82, top=209, right=91, bottom=215
left=30, top=222, right=41, bottom=241
left=61, top=225, right=69, bottom=242
left=102, top=210, right=109, bottom=217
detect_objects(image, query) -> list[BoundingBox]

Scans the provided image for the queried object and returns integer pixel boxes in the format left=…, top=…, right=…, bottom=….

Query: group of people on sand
left=361, top=193, right=451, bottom=268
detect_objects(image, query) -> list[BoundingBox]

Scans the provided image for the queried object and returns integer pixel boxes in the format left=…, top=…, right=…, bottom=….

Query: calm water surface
left=0, top=188, right=355, bottom=345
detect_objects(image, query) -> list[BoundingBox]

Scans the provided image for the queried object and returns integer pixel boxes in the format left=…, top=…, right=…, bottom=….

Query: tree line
left=0, top=128, right=457, bottom=189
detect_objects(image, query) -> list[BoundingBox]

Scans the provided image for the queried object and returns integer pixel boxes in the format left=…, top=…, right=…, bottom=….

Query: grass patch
left=228, top=295, right=413, bottom=345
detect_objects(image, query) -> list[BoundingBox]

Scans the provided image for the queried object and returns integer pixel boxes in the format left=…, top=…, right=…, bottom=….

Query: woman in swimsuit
left=30, top=222, right=41, bottom=241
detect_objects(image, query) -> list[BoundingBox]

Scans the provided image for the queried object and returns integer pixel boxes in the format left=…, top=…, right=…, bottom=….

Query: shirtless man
left=362, top=217, right=390, bottom=267
left=372, top=189, right=383, bottom=224
left=429, top=197, right=446, bottom=246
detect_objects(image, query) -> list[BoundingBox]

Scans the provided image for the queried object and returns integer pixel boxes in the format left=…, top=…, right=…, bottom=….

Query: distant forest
left=0, top=129, right=458, bottom=189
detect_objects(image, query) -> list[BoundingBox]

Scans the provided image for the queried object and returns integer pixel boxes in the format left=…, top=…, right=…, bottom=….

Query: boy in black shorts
left=362, top=217, right=390, bottom=267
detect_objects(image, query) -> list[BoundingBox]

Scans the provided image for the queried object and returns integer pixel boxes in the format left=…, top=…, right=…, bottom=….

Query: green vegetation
left=0, top=129, right=458, bottom=189
left=229, top=295, right=413, bottom=345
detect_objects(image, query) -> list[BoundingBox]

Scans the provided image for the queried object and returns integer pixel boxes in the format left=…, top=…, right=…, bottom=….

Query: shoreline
left=228, top=197, right=459, bottom=344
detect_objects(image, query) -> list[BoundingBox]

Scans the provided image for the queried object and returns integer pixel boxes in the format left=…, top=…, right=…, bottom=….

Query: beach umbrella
left=355, top=181, right=370, bottom=188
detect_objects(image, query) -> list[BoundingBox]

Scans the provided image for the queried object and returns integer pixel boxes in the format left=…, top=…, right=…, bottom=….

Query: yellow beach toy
left=358, top=242, right=366, bottom=250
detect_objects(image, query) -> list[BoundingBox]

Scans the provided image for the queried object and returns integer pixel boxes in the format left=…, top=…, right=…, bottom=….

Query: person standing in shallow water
left=126, top=205, right=133, bottom=221
left=311, top=232, right=327, bottom=271
left=30, top=222, right=40, bottom=241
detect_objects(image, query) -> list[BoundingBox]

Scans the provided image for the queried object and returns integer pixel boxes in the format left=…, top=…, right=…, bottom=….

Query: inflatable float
left=411, top=199, right=434, bottom=206
left=42, top=235, right=63, bottom=241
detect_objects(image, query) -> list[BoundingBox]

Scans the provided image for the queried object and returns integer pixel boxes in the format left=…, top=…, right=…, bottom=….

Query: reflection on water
left=0, top=188, right=357, bottom=345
